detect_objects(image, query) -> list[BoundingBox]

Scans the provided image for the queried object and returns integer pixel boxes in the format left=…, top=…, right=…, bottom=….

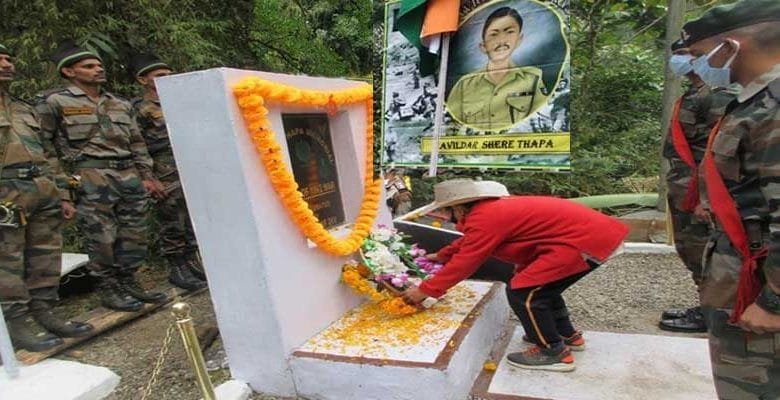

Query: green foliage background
left=0, top=0, right=372, bottom=99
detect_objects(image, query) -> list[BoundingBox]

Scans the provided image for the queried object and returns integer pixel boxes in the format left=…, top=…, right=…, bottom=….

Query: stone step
left=471, top=327, right=716, bottom=400
left=289, top=280, right=509, bottom=400
left=0, top=359, right=119, bottom=400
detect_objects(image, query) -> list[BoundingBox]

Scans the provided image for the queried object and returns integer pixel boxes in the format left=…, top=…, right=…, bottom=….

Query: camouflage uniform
left=132, top=95, right=199, bottom=260
left=699, top=64, right=780, bottom=399
left=0, top=92, right=68, bottom=318
left=663, top=85, right=733, bottom=284
left=35, top=86, right=154, bottom=279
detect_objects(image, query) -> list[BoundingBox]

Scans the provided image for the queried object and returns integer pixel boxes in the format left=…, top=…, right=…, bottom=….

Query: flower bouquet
left=341, top=226, right=444, bottom=316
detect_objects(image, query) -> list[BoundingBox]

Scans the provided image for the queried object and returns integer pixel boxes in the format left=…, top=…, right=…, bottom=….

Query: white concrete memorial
left=156, top=69, right=509, bottom=398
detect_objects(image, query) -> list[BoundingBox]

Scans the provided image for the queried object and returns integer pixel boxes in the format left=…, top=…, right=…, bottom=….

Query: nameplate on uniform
left=62, top=107, right=95, bottom=116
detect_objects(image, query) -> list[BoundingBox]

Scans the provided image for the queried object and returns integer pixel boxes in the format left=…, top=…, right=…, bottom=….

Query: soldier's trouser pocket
left=708, top=310, right=780, bottom=400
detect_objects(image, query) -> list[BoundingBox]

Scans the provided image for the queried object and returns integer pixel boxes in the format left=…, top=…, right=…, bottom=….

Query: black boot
left=660, top=308, right=688, bottom=320
left=30, top=300, right=94, bottom=338
left=97, top=279, right=144, bottom=312
left=7, top=314, right=63, bottom=352
left=659, top=307, right=707, bottom=333
left=168, top=260, right=207, bottom=291
left=118, top=273, right=168, bottom=303
left=185, top=252, right=207, bottom=281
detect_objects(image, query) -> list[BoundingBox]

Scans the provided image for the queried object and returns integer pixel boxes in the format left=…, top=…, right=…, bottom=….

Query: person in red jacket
left=402, top=179, right=629, bottom=372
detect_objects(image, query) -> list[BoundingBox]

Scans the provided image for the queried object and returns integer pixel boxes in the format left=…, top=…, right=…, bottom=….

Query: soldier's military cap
left=49, top=40, right=101, bottom=71
left=671, top=39, right=686, bottom=52
left=0, top=43, right=10, bottom=56
left=129, top=53, right=171, bottom=77
left=682, top=0, right=780, bottom=46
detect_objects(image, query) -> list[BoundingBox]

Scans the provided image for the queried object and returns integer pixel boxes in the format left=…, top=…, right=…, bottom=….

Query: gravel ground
left=52, top=252, right=700, bottom=400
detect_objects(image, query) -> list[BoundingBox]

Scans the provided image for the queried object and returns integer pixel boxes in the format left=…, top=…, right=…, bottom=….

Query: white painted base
left=0, top=359, right=120, bottom=400
left=290, top=281, right=509, bottom=400
left=487, top=328, right=716, bottom=400
left=61, top=253, right=89, bottom=276
left=212, top=380, right=252, bottom=400
left=621, top=243, right=677, bottom=254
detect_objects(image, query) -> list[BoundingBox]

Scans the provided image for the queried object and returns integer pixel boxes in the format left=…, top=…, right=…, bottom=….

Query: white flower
left=390, top=241, right=405, bottom=251
left=372, top=227, right=394, bottom=242
left=365, top=242, right=407, bottom=275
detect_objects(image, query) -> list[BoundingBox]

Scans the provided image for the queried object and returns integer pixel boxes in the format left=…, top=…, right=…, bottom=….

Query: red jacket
left=418, top=196, right=629, bottom=297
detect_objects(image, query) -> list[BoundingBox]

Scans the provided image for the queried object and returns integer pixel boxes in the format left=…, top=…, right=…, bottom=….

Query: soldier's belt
left=708, top=217, right=767, bottom=250
left=74, top=159, right=134, bottom=170
left=0, top=164, right=49, bottom=180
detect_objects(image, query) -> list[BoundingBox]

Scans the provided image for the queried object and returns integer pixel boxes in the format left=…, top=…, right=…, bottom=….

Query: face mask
left=692, top=41, right=740, bottom=88
left=669, top=54, right=694, bottom=77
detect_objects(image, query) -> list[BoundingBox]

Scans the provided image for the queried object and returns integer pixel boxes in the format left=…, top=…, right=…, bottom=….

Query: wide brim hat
left=0, top=44, right=11, bottom=56
left=129, top=53, right=171, bottom=77
left=416, top=179, right=509, bottom=215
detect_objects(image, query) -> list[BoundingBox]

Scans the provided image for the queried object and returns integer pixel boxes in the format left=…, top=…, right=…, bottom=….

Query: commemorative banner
left=382, top=0, right=571, bottom=171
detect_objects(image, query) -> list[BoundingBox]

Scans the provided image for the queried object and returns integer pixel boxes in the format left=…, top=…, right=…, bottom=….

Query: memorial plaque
left=282, top=114, right=345, bottom=229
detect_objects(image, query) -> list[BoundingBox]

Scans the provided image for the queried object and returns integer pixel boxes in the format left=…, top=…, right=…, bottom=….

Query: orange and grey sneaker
left=506, top=344, right=575, bottom=372
left=561, top=331, right=586, bottom=351
left=522, top=330, right=586, bottom=352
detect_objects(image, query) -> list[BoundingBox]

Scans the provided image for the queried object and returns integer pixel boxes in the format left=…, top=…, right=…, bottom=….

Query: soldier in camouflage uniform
left=129, top=53, right=205, bottom=290
left=683, top=1, right=780, bottom=398
left=36, top=41, right=167, bottom=312
left=0, top=43, right=93, bottom=351
left=659, top=39, right=736, bottom=333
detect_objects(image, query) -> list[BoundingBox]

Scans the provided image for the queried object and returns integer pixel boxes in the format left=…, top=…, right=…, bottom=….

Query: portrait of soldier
left=446, top=6, right=550, bottom=131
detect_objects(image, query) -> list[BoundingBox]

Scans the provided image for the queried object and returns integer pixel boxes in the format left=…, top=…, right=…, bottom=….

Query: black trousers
left=506, top=260, right=599, bottom=349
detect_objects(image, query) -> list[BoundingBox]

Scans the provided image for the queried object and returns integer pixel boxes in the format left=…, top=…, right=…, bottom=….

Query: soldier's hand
left=737, top=303, right=780, bottom=334
left=426, top=253, right=443, bottom=263
left=693, top=204, right=710, bottom=222
left=61, top=201, right=76, bottom=220
left=143, top=179, right=165, bottom=200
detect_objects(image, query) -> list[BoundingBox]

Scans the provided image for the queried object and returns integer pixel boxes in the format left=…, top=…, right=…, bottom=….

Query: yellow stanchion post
left=172, top=302, right=216, bottom=400
left=666, top=198, right=675, bottom=246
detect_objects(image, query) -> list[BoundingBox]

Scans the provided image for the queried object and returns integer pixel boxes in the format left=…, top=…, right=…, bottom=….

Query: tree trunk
left=658, top=0, right=687, bottom=212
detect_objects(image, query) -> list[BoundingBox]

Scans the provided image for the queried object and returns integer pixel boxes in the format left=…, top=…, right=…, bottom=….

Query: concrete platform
left=290, top=280, right=509, bottom=400
left=0, top=358, right=119, bottom=400
left=473, top=327, right=716, bottom=400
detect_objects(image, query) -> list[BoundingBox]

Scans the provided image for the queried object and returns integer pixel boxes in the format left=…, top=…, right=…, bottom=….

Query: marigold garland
left=341, top=265, right=420, bottom=316
left=232, top=77, right=381, bottom=256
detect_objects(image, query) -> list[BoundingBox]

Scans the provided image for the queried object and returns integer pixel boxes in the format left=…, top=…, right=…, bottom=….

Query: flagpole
left=427, top=32, right=450, bottom=178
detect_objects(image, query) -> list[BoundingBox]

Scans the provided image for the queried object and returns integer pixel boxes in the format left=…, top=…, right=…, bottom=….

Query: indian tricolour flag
left=396, top=0, right=460, bottom=76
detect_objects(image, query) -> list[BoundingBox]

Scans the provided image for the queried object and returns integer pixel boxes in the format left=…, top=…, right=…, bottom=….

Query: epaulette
left=106, top=91, right=131, bottom=103
left=9, top=95, right=33, bottom=107
left=32, top=87, right=68, bottom=103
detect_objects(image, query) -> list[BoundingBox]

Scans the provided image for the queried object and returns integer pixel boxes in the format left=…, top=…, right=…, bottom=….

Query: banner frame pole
left=427, top=32, right=451, bottom=178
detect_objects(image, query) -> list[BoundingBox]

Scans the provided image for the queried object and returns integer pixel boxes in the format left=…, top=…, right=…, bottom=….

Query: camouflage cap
left=0, top=43, right=10, bottom=56
left=50, top=40, right=102, bottom=71
left=129, top=53, right=171, bottom=77
left=682, top=0, right=780, bottom=46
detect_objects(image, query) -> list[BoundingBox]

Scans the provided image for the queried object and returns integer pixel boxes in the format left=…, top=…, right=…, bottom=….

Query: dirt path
left=52, top=253, right=698, bottom=399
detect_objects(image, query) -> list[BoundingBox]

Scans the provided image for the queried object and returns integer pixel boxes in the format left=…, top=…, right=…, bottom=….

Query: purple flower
left=409, top=244, right=427, bottom=257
